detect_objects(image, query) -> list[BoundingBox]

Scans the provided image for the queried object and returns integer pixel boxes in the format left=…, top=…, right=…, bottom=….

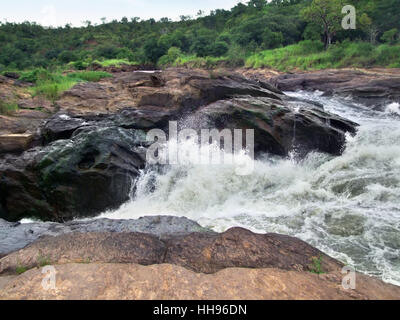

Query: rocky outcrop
left=0, top=227, right=341, bottom=275
left=267, top=69, right=400, bottom=110
left=0, top=217, right=399, bottom=300
left=2, top=263, right=400, bottom=300
left=0, top=75, right=54, bottom=138
left=194, top=96, right=357, bottom=156
left=0, top=134, right=34, bottom=154
left=0, top=68, right=358, bottom=222
left=0, top=127, right=146, bottom=221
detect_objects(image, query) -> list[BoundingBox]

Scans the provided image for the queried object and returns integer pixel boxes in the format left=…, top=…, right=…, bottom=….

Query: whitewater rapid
left=99, top=91, right=400, bottom=286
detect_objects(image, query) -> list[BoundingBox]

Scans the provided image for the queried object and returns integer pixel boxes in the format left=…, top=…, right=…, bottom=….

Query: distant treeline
left=0, top=0, right=399, bottom=70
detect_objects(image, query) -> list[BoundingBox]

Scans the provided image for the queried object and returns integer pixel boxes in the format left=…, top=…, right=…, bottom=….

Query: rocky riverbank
left=0, top=68, right=357, bottom=222
left=1, top=216, right=400, bottom=300
left=242, top=67, right=400, bottom=111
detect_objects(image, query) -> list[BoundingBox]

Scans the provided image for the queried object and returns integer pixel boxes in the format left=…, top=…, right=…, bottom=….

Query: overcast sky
left=1, top=0, right=245, bottom=27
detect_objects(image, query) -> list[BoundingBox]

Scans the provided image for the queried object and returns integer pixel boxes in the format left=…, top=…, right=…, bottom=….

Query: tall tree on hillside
left=301, top=0, right=345, bottom=49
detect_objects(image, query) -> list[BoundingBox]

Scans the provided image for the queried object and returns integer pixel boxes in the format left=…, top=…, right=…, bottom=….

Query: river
left=95, top=91, right=400, bottom=286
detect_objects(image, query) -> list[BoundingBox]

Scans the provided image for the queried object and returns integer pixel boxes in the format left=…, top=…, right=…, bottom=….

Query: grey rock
left=0, top=216, right=210, bottom=256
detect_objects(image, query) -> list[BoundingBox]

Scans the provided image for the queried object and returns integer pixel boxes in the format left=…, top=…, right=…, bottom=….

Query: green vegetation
left=18, top=69, right=112, bottom=102
left=0, top=100, right=19, bottom=115
left=309, top=256, right=325, bottom=275
left=37, top=255, right=52, bottom=268
left=0, top=0, right=399, bottom=72
left=246, top=40, right=400, bottom=71
left=15, top=265, right=28, bottom=275
left=92, top=59, right=137, bottom=67
left=32, top=79, right=78, bottom=102
left=67, top=71, right=112, bottom=82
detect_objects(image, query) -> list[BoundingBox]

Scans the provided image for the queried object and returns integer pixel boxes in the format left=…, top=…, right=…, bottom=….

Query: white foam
left=385, top=102, right=400, bottom=115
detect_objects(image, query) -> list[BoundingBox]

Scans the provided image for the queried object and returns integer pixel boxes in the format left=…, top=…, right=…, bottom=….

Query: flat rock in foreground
left=1, top=263, right=400, bottom=300
left=0, top=227, right=341, bottom=275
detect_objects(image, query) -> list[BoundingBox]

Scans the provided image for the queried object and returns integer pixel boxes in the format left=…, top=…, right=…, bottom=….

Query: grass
left=92, top=59, right=136, bottom=67
left=173, top=55, right=231, bottom=69
left=32, top=78, right=78, bottom=102
left=15, top=265, right=28, bottom=275
left=37, top=255, right=52, bottom=268
left=29, top=70, right=112, bottom=102
left=67, top=71, right=112, bottom=82
left=0, top=100, right=19, bottom=115
left=309, top=256, right=325, bottom=275
left=245, top=40, right=400, bottom=71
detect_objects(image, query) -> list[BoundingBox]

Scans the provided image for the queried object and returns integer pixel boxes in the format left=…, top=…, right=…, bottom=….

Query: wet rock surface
left=195, top=96, right=357, bottom=157
left=0, top=127, right=146, bottom=221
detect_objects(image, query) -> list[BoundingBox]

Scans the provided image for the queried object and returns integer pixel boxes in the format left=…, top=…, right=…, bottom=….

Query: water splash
left=385, top=102, right=400, bottom=115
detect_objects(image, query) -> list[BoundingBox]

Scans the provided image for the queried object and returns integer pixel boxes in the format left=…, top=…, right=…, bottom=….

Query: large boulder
left=0, top=127, right=146, bottom=222
left=195, top=96, right=358, bottom=156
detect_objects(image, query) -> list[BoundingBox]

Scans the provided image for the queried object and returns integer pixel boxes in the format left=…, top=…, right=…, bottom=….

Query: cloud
left=41, top=4, right=57, bottom=27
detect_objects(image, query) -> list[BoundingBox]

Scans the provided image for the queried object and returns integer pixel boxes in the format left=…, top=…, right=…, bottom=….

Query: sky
left=0, top=0, right=245, bottom=27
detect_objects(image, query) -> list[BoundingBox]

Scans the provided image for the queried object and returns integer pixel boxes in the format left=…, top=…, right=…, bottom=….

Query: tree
left=301, top=0, right=345, bottom=49
left=381, top=28, right=398, bottom=45
left=143, top=38, right=167, bottom=63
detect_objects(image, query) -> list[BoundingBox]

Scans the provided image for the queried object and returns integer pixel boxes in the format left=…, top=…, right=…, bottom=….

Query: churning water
left=100, top=91, right=400, bottom=286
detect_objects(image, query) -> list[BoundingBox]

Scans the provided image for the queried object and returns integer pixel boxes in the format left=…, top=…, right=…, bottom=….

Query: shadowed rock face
left=0, top=227, right=342, bottom=275
left=194, top=96, right=357, bottom=157
left=2, top=264, right=400, bottom=300
left=0, top=127, right=146, bottom=222
left=0, top=68, right=358, bottom=222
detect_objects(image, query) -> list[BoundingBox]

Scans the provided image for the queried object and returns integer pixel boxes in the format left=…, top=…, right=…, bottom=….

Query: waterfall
left=99, top=91, right=400, bottom=286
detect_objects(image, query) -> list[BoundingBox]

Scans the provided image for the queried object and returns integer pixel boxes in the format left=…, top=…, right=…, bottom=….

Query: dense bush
left=0, top=0, right=398, bottom=70
left=19, top=68, right=54, bottom=83
left=246, top=41, right=400, bottom=71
